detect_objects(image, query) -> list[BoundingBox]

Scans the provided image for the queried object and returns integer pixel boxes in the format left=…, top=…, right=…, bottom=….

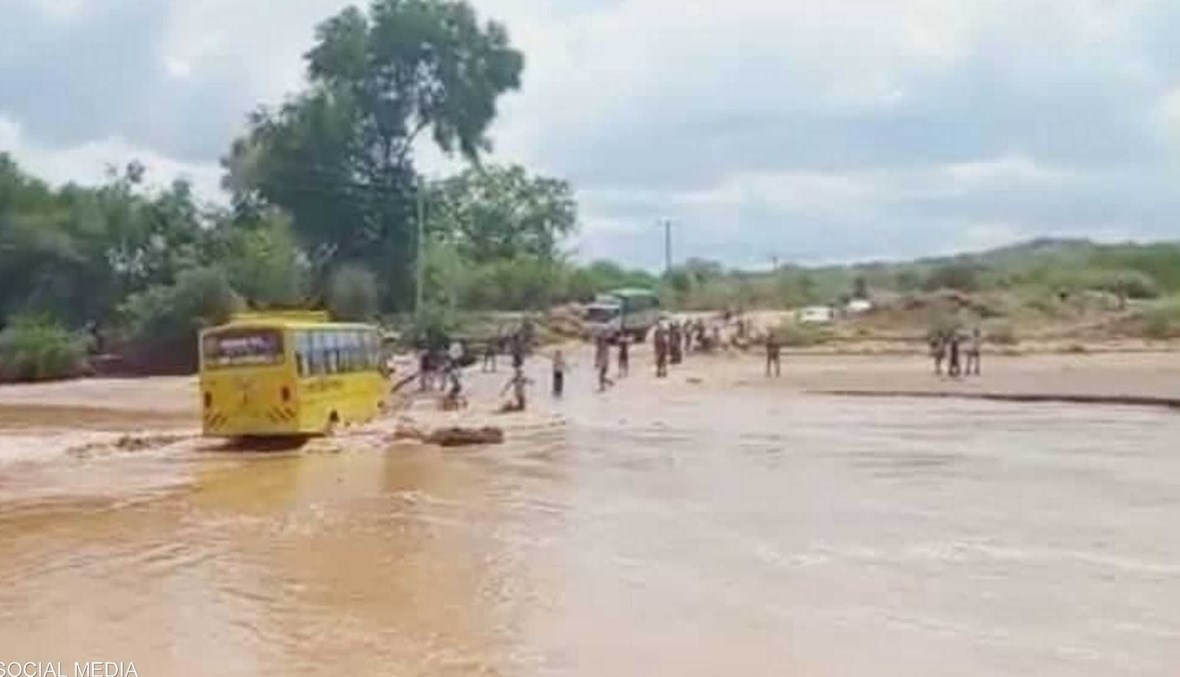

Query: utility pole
left=661, top=218, right=673, bottom=274
left=416, top=177, right=425, bottom=316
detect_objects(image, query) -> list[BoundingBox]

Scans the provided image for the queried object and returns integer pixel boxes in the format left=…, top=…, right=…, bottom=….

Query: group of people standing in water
left=930, top=327, right=984, bottom=378
left=588, top=319, right=710, bottom=393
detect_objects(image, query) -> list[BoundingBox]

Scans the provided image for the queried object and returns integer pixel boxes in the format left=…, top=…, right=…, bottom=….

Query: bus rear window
left=202, top=330, right=284, bottom=369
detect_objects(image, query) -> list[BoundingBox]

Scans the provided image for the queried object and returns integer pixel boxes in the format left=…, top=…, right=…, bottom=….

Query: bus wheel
left=324, top=412, right=340, bottom=436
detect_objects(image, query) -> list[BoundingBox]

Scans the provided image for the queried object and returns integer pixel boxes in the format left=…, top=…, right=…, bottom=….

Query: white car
left=796, top=306, right=834, bottom=325
left=846, top=299, right=873, bottom=314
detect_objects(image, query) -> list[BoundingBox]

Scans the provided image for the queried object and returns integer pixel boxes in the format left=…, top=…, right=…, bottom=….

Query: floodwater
left=2, top=377, right=1180, bottom=676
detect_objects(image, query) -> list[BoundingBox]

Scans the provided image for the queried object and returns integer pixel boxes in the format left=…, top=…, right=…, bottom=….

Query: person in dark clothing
left=669, top=323, right=683, bottom=365
left=930, top=333, right=947, bottom=376
left=552, top=350, right=566, bottom=397
left=766, top=332, right=782, bottom=377
left=418, top=349, right=432, bottom=391
left=511, top=333, right=526, bottom=370
left=654, top=326, right=669, bottom=378
left=617, top=335, right=630, bottom=377
left=947, top=332, right=963, bottom=378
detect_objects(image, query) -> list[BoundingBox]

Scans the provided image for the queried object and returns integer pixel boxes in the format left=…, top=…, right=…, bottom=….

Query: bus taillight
left=281, top=386, right=291, bottom=402
left=203, top=392, right=212, bottom=409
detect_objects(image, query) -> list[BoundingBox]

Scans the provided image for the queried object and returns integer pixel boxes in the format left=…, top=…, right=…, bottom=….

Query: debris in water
left=68, top=433, right=187, bottom=458
left=427, top=426, right=504, bottom=447
left=387, top=423, right=504, bottom=447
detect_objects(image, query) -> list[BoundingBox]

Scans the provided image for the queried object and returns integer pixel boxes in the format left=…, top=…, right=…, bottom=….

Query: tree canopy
left=428, top=164, right=576, bottom=263
left=223, top=0, right=524, bottom=310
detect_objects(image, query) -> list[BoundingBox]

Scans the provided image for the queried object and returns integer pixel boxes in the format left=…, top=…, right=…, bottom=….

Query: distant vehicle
left=585, top=288, right=661, bottom=342
left=846, top=298, right=873, bottom=314
left=199, top=311, right=385, bottom=438
left=796, top=306, right=835, bottom=325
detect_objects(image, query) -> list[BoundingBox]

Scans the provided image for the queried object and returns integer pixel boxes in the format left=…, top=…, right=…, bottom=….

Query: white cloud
left=2, top=0, right=1180, bottom=266
left=0, top=115, right=223, bottom=200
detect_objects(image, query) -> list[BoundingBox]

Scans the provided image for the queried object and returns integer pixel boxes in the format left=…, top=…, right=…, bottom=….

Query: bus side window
left=344, top=331, right=356, bottom=372
left=334, top=331, right=347, bottom=373
left=319, top=331, right=333, bottom=375
left=342, top=331, right=356, bottom=372
left=356, top=332, right=370, bottom=372
left=335, top=331, right=347, bottom=373
left=295, top=331, right=309, bottom=377
left=309, top=331, right=324, bottom=375
left=345, top=331, right=358, bottom=372
left=325, top=331, right=338, bottom=374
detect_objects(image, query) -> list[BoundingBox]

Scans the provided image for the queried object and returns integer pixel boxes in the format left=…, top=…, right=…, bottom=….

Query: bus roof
left=230, top=310, right=331, bottom=323
left=205, top=311, right=377, bottom=333
left=606, top=287, right=657, bottom=298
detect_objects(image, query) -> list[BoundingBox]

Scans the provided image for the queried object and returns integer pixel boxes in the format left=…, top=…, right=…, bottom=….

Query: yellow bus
left=199, top=311, right=386, bottom=437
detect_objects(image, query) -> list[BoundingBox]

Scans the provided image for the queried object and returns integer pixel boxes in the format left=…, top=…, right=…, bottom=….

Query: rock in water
left=426, top=426, right=505, bottom=447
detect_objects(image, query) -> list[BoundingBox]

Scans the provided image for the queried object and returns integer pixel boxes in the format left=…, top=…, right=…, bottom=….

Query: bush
left=222, top=215, right=308, bottom=308
left=927, top=309, right=963, bottom=338
left=923, top=262, right=981, bottom=292
left=987, top=322, right=1019, bottom=345
left=121, top=267, right=243, bottom=374
left=771, top=322, right=831, bottom=347
left=457, top=257, right=560, bottom=311
left=0, top=317, right=86, bottom=383
left=1138, top=297, right=1180, bottom=340
left=405, top=304, right=459, bottom=349
left=1111, top=271, right=1160, bottom=300
left=327, top=264, right=379, bottom=321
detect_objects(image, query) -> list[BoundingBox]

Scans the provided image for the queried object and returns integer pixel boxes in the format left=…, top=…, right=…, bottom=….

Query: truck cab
left=585, top=289, right=660, bottom=342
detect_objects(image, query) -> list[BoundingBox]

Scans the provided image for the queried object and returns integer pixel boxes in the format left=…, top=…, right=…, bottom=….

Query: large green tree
left=223, top=0, right=524, bottom=310
left=428, top=164, right=577, bottom=263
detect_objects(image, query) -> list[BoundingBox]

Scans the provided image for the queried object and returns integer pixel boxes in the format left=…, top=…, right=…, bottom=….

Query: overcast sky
left=2, top=0, right=1180, bottom=269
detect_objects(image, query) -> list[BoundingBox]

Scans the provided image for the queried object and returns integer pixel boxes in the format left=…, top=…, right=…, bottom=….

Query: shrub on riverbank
left=327, top=265, right=379, bottom=322
left=771, top=322, right=832, bottom=347
left=1139, top=296, right=1180, bottom=340
left=120, top=267, right=243, bottom=374
left=988, top=322, right=1019, bottom=345
left=0, top=317, right=87, bottom=383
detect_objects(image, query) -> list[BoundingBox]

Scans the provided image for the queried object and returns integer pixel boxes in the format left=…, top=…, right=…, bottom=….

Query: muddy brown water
left=2, top=379, right=1180, bottom=676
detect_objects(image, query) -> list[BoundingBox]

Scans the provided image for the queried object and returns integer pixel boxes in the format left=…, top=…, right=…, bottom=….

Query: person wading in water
left=552, top=349, right=566, bottom=397
left=617, top=334, right=630, bottom=377
left=482, top=337, right=498, bottom=373
left=965, top=327, right=983, bottom=376
left=669, top=323, right=683, bottom=365
left=930, top=332, right=947, bottom=376
left=500, top=367, right=531, bottom=412
left=766, top=331, right=782, bottom=377
left=595, top=335, right=614, bottom=392
left=947, top=331, right=963, bottom=378
left=654, top=325, right=669, bottom=378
